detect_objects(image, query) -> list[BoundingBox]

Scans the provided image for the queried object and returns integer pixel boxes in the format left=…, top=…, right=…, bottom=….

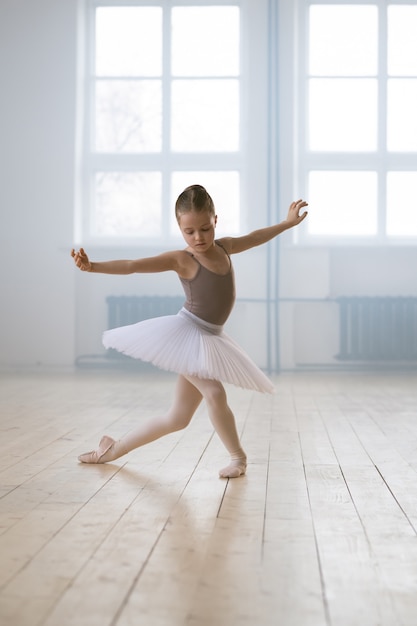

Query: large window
left=82, top=1, right=243, bottom=243
left=297, top=1, right=417, bottom=242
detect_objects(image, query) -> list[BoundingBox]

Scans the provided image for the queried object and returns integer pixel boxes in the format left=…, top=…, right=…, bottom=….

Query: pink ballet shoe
left=78, top=435, right=115, bottom=464
left=219, top=460, right=247, bottom=479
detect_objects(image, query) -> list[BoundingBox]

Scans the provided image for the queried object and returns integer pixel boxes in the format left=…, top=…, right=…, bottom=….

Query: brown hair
left=175, top=184, right=215, bottom=222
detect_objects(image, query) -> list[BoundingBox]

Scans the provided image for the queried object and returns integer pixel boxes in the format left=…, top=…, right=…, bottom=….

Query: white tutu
left=103, top=308, right=274, bottom=394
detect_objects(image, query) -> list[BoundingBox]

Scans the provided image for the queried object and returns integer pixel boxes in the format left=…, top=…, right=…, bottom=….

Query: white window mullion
left=294, top=0, right=311, bottom=242
left=162, top=0, right=172, bottom=239
left=377, top=1, right=388, bottom=241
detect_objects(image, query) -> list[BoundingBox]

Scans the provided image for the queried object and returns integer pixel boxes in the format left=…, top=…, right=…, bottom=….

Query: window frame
left=79, top=0, right=250, bottom=246
left=292, top=0, right=417, bottom=246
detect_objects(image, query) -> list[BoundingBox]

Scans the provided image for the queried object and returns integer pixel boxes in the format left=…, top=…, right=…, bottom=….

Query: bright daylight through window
left=86, top=3, right=241, bottom=241
left=301, top=3, right=417, bottom=240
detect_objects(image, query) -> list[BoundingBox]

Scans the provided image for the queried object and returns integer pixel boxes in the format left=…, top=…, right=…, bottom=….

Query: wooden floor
left=1, top=369, right=417, bottom=626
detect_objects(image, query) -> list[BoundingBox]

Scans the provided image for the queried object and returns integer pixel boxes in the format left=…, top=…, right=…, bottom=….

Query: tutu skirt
left=102, top=308, right=274, bottom=394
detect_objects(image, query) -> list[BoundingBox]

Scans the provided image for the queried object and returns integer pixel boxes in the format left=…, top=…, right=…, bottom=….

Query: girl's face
left=178, top=210, right=217, bottom=253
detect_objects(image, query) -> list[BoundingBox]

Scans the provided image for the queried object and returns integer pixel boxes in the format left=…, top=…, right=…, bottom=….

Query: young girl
left=71, top=185, right=308, bottom=478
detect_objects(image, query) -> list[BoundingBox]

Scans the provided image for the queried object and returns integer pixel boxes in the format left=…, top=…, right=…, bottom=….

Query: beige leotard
left=180, top=241, right=236, bottom=326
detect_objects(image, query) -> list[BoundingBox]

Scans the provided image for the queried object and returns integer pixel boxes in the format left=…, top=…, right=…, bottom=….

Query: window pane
left=388, top=6, right=417, bottom=76
left=172, top=6, right=240, bottom=76
left=95, top=80, right=161, bottom=153
left=95, top=7, right=162, bottom=77
left=387, top=79, right=417, bottom=152
left=309, top=5, right=377, bottom=76
left=171, top=172, right=240, bottom=236
left=171, top=80, right=239, bottom=152
left=308, top=171, right=377, bottom=236
left=309, top=79, right=377, bottom=151
left=387, top=172, right=417, bottom=237
left=94, top=172, right=162, bottom=237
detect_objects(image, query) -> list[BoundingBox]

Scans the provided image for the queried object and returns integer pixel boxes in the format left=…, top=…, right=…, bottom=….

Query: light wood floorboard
left=1, top=369, right=417, bottom=625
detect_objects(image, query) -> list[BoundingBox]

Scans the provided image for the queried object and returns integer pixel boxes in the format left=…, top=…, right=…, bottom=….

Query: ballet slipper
left=78, top=435, right=115, bottom=464
left=219, top=459, right=247, bottom=479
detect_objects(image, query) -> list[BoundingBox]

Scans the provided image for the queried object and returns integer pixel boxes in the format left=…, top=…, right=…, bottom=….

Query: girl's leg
left=185, top=376, right=247, bottom=479
left=78, top=375, right=203, bottom=463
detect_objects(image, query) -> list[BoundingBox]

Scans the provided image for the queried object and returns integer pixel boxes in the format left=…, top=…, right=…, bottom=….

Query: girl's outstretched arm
left=221, top=199, right=308, bottom=254
left=71, top=248, right=183, bottom=274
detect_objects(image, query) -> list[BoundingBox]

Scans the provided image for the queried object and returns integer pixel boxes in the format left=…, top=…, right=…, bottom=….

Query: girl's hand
left=286, top=199, right=308, bottom=226
left=71, top=247, right=92, bottom=272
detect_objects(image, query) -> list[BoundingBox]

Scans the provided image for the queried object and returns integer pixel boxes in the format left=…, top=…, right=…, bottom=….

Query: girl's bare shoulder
left=171, top=249, right=198, bottom=278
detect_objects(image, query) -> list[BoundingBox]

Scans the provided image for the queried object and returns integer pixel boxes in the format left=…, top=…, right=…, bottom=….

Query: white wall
left=278, top=246, right=417, bottom=369
left=0, top=0, right=416, bottom=372
left=0, top=0, right=79, bottom=368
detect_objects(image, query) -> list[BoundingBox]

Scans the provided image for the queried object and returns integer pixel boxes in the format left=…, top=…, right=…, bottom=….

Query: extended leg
left=186, top=376, right=247, bottom=478
left=78, top=375, right=203, bottom=463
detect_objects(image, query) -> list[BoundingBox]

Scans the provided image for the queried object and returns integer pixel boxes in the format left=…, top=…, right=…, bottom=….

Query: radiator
left=106, top=295, right=185, bottom=329
left=337, top=297, right=417, bottom=361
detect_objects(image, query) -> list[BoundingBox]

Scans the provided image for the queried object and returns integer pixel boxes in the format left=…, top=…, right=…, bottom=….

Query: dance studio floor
left=0, top=368, right=417, bottom=626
